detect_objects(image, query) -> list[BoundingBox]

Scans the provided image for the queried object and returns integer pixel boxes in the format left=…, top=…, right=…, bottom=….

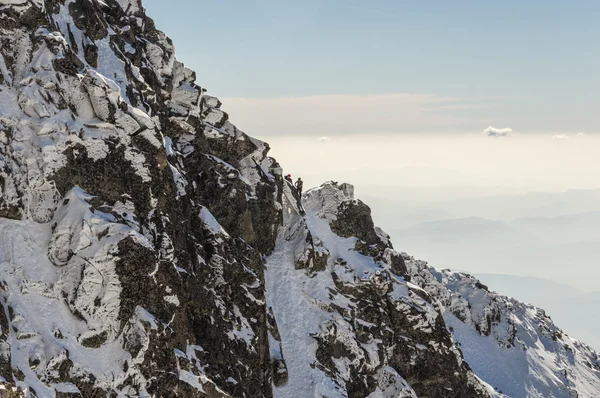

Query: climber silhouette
left=294, top=177, right=303, bottom=198
left=295, top=178, right=305, bottom=215
left=283, top=174, right=305, bottom=215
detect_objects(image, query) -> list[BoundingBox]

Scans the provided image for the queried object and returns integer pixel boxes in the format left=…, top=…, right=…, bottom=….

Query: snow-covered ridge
left=266, top=182, right=494, bottom=397
left=407, top=258, right=600, bottom=397
left=267, top=181, right=600, bottom=397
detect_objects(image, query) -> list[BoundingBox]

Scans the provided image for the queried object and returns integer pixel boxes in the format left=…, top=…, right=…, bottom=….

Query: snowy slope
left=407, top=261, right=600, bottom=397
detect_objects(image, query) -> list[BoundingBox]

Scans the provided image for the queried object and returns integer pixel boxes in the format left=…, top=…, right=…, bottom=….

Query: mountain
left=392, top=217, right=519, bottom=238
left=514, top=211, right=600, bottom=227
left=476, top=274, right=600, bottom=351
left=511, top=211, right=600, bottom=245
left=361, top=188, right=600, bottom=236
left=441, top=189, right=600, bottom=222
left=407, top=264, right=600, bottom=398
left=0, top=1, right=599, bottom=397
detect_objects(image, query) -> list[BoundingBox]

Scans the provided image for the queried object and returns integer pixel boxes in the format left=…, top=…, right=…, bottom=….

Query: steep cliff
left=1, top=0, right=280, bottom=395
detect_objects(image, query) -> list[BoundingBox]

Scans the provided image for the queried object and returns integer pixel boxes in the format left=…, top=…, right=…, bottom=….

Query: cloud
left=219, top=94, right=490, bottom=136
left=552, top=134, right=569, bottom=140
left=482, top=126, right=512, bottom=137
left=577, top=133, right=585, bottom=137
left=317, top=136, right=331, bottom=142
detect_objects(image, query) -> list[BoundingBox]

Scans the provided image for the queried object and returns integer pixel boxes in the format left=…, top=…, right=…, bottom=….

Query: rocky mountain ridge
left=0, top=1, right=598, bottom=397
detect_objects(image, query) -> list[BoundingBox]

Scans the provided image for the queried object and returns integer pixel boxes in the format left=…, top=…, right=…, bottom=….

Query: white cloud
left=552, top=134, right=569, bottom=140
left=220, top=93, right=489, bottom=136
left=482, top=126, right=512, bottom=137
left=318, top=136, right=331, bottom=142
left=577, top=132, right=585, bottom=137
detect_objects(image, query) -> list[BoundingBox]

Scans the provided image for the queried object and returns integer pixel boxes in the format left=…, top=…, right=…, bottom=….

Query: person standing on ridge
left=284, top=174, right=295, bottom=198
left=295, top=177, right=303, bottom=198
left=294, top=177, right=304, bottom=214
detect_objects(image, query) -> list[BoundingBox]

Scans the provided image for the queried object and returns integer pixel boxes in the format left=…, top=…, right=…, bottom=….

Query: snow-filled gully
left=265, top=187, right=342, bottom=398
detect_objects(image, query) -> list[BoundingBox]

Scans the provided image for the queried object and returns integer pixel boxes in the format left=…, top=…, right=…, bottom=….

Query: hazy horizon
left=255, top=133, right=600, bottom=195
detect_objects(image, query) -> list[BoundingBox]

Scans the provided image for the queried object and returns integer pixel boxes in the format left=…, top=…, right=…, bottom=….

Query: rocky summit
left=0, top=1, right=599, bottom=397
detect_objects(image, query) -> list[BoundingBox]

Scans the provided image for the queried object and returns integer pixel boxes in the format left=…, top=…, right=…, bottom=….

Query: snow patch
left=199, top=207, right=229, bottom=237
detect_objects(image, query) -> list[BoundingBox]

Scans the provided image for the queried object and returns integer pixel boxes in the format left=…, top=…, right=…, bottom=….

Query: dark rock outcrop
left=331, top=199, right=380, bottom=245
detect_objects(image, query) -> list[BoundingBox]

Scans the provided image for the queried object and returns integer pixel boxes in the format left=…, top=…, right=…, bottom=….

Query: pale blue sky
left=143, top=0, right=599, bottom=133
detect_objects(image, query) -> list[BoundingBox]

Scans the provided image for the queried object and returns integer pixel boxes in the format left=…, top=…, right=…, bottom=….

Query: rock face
left=0, top=1, right=599, bottom=397
left=0, top=0, right=279, bottom=396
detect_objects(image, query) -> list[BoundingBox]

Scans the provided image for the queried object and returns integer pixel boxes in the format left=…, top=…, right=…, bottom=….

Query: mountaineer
left=294, top=177, right=303, bottom=198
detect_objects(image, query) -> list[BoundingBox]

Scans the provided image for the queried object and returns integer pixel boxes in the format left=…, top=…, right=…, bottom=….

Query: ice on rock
left=0, top=217, right=131, bottom=396
left=115, top=0, right=141, bottom=14
left=199, top=206, right=230, bottom=237
left=304, top=181, right=354, bottom=220
left=123, top=147, right=152, bottom=182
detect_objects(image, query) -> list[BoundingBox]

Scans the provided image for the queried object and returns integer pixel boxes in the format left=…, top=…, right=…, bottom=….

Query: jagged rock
left=406, top=259, right=600, bottom=397
left=331, top=199, right=380, bottom=245
left=384, top=249, right=408, bottom=276
left=264, top=182, right=493, bottom=397
left=295, top=229, right=329, bottom=273
left=0, top=0, right=279, bottom=395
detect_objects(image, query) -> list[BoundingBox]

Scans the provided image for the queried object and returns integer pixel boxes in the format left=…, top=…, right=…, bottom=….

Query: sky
left=143, top=0, right=599, bottom=193
left=143, top=0, right=599, bottom=135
